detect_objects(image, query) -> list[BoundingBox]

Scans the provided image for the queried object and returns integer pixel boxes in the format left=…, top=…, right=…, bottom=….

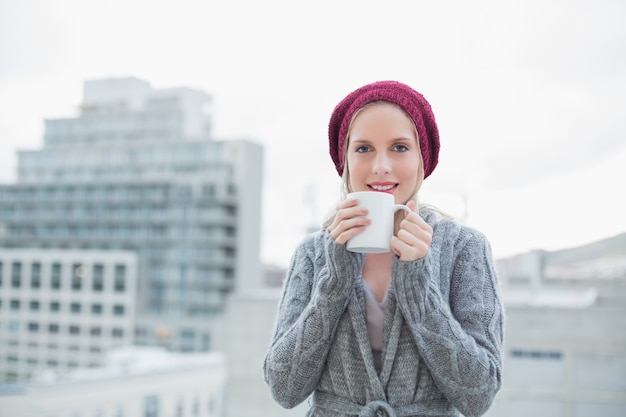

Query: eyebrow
left=350, top=137, right=415, bottom=145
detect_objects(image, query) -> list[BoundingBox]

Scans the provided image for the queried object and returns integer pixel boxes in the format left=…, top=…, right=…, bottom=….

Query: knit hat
left=328, top=80, right=440, bottom=178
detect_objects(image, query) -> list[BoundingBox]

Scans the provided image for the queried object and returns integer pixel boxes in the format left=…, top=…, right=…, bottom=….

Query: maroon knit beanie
left=328, top=80, right=440, bottom=179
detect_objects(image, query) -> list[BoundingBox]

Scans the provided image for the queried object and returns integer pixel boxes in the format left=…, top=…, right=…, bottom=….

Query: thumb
left=406, top=200, right=418, bottom=213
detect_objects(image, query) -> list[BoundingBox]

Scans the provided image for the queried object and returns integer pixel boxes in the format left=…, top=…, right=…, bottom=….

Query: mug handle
left=393, top=204, right=412, bottom=214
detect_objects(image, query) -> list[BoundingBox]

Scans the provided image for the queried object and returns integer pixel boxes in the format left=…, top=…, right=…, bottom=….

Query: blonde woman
left=263, top=81, right=504, bottom=417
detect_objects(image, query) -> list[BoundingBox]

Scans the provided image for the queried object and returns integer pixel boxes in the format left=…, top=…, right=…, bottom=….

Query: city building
left=488, top=234, right=626, bottom=417
left=224, top=286, right=308, bottom=417
left=0, top=346, right=226, bottom=417
left=0, top=249, right=137, bottom=386
left=0, top=77, right=263, bottom=386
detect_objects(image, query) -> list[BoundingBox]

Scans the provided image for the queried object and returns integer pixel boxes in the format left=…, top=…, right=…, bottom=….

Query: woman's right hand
left=326, top=198, right=371, bottom=244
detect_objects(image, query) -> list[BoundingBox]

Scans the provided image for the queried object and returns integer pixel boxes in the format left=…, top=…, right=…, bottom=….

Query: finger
left=328, top=211, right=371, bottom=243
left=399, top=218, right=433, bottom=243
left=391, top=236, right=430, bottom=261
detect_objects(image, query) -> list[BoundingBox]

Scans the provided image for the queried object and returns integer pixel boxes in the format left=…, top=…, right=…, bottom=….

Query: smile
left=368, top=183, right=397, bottom=192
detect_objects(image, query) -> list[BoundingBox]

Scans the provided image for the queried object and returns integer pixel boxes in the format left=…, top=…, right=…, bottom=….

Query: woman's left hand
left=391, top=201, right=433, bottom=262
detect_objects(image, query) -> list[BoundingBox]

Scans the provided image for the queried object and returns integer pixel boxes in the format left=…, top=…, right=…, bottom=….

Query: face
left=345, top=102, right=422, bottom=204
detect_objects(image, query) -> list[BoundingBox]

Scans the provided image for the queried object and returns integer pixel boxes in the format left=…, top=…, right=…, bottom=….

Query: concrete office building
left=224, top=287, right=308, bottom=417
left=0, top=77, right=263, bottom=384
left=0, top=346, right=226, bottom=417
left=0, top=249, right=137, bottom=386
left=486, top=242, right=626, bottom=417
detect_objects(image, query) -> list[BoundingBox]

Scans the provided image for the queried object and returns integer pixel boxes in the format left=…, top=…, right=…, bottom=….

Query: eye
left=355, top=145, right=371, bottom=153
left=393, top=144, right=409, bottom=152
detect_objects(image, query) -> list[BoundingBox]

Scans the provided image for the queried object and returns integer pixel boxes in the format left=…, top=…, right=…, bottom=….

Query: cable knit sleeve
left=263, top=232, right=365, bottom=409
left=392, top=223, right=504, bottom=417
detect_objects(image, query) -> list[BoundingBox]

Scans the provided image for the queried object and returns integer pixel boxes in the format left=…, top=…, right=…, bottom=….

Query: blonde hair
left=322, top=101, right=425, bottom=230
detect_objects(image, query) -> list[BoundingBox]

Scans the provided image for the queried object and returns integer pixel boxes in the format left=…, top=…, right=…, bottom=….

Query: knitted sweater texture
left=263, top=209, right=504, bottom=417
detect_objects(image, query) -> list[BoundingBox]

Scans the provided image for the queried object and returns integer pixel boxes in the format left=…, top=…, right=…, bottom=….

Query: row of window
left=0, top=387, right=215, bottom=417
left=5, top=340, right=105, bottom=352
left=0, top=184, right=169, bottom=201
left=2, top=203, right=236, bottom=221
left=3, top=321, right=126, bottom=337
left=0, top=262, right=126, bottom=292
left=2, top=225, right=236, bottom=242
left=5, top=356, right=100, bottom=367
left=510, top=349, right=564, bottom=360
left=0, top=180, right=235, bottom=202
left=0, top=299, right=127, bottom=315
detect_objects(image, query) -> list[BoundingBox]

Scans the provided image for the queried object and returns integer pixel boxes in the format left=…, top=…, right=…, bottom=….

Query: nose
left=372, top=152, right=391, bottom=175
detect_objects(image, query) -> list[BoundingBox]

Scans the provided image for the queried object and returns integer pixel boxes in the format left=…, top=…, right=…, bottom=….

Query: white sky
left=1, top=0, right=625, bottom=268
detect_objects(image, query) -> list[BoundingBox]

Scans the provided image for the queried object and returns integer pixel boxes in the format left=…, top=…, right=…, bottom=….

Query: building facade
left=0, top=346, right=226, bottom=417
left=0, top=77, right=263, bottom=385
left=488, top=243, right=626, bottom=417
left=0, top=249, right=137, bottom=386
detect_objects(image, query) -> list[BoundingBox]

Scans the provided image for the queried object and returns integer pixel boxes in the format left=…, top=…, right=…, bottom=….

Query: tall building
left=0, top=77, right=263, bottom=385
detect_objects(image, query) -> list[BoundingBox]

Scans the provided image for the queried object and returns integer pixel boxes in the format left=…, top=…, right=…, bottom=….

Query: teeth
left=371, top=184, right=395, bottom=191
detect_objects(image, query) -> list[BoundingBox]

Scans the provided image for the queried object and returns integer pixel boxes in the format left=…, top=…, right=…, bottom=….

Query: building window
left=112, top=328, right=124, bottom=338
left=11, top=262, right=21, bottom=288
left=10, top=299, right=20, bottom=311
left=51, top=263, right=62, bottom=289
left=72, top=263, right=84, bottom=290
left=69, top=325, right=80, bottom=335
left=114, top=265, right=126, bottom=292
left=49, top=301, right=61, bottom=312
left=0, top=261, right=3, bottom=286
left=48, top=324, right=59, bottom=334
left=90, top=327, right=102, bottom=336
left=29, top=300, right=40, bottom=311
left=70, top=303, right=81, bottom=313
left=31, top=262, right=41, bottom=288
left=511, top=350, right=564, bottom=360
left=193, top=398, right=200, bottom=417
left=91, top=303, right=103, bottom=314
left=28, top=322, right=39, bottom=332
left=113, top=305, right=125, bottom=316
left=144, top=395, right=159, bottom=417
left=93, top=264, right=104, bottom=291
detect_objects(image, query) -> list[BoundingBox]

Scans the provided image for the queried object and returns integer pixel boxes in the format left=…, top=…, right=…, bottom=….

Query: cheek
left=399, top=159, right=420, bottom=183
left=346, top=156, right=366, bottom=177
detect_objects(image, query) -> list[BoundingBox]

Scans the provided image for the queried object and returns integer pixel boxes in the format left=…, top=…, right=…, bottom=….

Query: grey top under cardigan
left=263, top=208, right=504, bottom=417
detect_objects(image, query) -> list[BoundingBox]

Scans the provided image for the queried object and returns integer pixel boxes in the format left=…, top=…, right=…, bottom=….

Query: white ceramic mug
left=346, top=191, right=411, bottom=253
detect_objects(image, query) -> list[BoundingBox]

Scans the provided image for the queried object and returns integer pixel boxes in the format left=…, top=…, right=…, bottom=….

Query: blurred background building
left=0, top=77, right=263, bottom=387
left=1, top=346, right=226, bottom=417
left=486, top=233, right=626, bottom=417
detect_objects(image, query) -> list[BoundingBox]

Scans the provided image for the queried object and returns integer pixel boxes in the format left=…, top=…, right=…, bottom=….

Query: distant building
left=0, top=249, right=137, bottom=386
left=489, top=236, right=626, bottom=417
left=224, top=287, right=307, bottom=417
left=0, top=346, right=226, bottom=417
left=0, top=77, right=263, bottom=386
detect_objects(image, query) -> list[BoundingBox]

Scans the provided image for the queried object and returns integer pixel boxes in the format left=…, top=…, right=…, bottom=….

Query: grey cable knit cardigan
left=263, top=209, right=504, bottom=417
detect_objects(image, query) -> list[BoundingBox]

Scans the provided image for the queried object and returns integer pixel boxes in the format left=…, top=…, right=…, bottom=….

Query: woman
left=263, top=81, right=504, bottom=417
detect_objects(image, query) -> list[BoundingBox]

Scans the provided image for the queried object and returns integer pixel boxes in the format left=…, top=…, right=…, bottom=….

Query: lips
left=368, top=183, right=397, bottom=193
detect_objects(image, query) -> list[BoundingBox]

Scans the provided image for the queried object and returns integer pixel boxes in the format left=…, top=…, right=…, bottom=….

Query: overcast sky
left=1, top=0, right=625, bottom=268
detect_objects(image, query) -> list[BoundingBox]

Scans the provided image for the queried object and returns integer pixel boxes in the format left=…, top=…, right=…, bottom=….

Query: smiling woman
left=263, top=81, right=504, bottom=417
